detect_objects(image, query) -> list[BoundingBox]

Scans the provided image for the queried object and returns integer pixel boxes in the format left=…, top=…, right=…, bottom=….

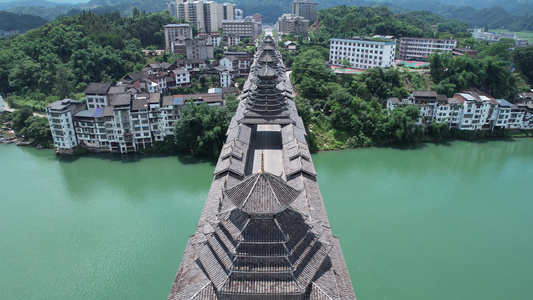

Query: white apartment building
left=0, top=95, right=4, bottom=113
left=493, top=99, right=512, bottom=129
left=110, top=94, right=135, bottom=153
left=453, top=93, right=492, bottom=130
left=84, top=83, right=112, bottom=109
left=173, top=68, right=191, bottom=86
left=329, top=36, right=396, bottom=70
left=147, top=94, right=164, bottom=142
left=518, top=104, right=533, bottom=129
left=46, top=99, right=85, bottom=153
left=161, top=95, right=183, bottom=137
left=176, top=0, right=235, bottom=33
left=399, top=37, right=457, bottom=61
left=131, top=98, right=152, bottom=149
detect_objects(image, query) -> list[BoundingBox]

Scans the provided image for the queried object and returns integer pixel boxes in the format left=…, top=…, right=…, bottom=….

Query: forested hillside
left=309, top=6, right=469, bottom=44
left=0, top=11, right=179, bottom=101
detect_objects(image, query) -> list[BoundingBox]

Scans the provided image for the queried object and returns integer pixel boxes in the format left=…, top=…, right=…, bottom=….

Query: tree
left=174, top=102, right=230, bottom=157
left=53, top=64, right=74, bottom=99
left=237, top=78, right=246, bottom=90
left=224, top=94, right=240, bottom=114
left=291, top=49, right=335, bottom=100
left=22, top=116, right=52, bottom=145
left=513, top=45, right=533, bottom=83
left=10, top=108, right=33, bottom=132
left=386, top=105, right=421, bottom=142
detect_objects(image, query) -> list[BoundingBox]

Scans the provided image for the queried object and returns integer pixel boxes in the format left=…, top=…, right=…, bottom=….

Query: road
left=2, top=97, right=46, bottom=117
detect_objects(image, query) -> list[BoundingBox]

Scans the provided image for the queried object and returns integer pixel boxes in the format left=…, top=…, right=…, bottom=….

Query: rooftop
left=84, top=82, right=112, bottom=95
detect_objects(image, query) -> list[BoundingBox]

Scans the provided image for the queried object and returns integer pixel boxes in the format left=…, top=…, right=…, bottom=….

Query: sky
left=0, top=0, right=89, bottom=3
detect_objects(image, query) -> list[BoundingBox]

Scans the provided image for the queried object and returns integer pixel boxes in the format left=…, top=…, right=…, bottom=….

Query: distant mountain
left=0, top=11, right=48, bottom=32
left=5, top=0, right=168, bottom=20
left=2, top=0, right=533, bottom=31
left=427, top=0, right=533, bottom=16
left=311, top=0, right=533, bottom=31
left=0, top=0, right=75, bottom=10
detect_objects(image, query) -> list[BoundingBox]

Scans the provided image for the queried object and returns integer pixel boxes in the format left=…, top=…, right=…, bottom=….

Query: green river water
left=1, top=139, right=532, bottom=300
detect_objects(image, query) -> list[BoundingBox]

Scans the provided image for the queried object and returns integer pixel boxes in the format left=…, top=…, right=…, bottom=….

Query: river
left=1, top=139, right=532, bottom=299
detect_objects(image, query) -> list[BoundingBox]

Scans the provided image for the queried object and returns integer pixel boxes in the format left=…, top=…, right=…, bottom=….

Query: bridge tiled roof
left=168, top=35, right=355, bottom=300
left=224, top=172, right=301, bottom=214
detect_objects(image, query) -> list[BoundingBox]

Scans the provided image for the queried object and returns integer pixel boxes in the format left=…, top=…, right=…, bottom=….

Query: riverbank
left=310, top=125, right=533, bottom=151
left=0, top=110, right=52, bottom=149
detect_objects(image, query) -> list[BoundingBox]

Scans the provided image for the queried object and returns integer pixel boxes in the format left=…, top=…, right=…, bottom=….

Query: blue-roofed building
left=73, top=108, right=111, bottom=152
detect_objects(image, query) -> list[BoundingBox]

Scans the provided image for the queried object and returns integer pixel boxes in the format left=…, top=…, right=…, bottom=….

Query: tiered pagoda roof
left=192, top=171, right=332, bottom=298
left=238, top=48, right=294, bottom=125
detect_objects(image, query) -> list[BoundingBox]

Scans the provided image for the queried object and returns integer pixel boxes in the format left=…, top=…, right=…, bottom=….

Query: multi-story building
left=186, top=37, right=214, bottom=60
left=0, top=95, right=4, bottom=113
left=492, top=99, right=512, bottom=129
left=84, top=83, right=112, bottom=109
left=518, top=103, right=533, bottom=129
left=164, top=24, right=193, bottom=52
left=222, top=18, right=255, bottom=41
left=291, top=0, right=317, bottom=23
left=469, top=28, right=529, bottom=47
left=46, top=99, right=85, bottom=153
left=399, top=37, right=457, bottom=61
left=329, top=36, right=396, bottom=70
left=234, top=8, right=243, bottom=19
left=219, top=55, right=239, bottom=76
left=72, top=110, right=96, bottom=149
left=453, top=93, right=492, bottom=130
left=197, top=32, right=222, bottom=46
left=508, top=102, right=525, bottom=129
left=253, top=13, right=262, bottom=24
left=160, top=95, right=182, bottom=138
left=224, top=34, right=240, bottom=47
left=222, top=3, right=234, bottom=20
left=131, top=97, right=153, bottom=149
left=223, top=51, right=253, bottom=74
left=176, top=0, right=235, bottom=34
left=516, top=92, right=533, bottom=104
left=165, top=2, right=178, bottom=19
left=172, top=67, right=191, bottom=87
left=277, top=14, right=309, bottom=35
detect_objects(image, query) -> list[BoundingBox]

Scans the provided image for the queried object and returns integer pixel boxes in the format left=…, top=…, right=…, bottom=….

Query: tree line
left=0, top=10, right=180, bottom=111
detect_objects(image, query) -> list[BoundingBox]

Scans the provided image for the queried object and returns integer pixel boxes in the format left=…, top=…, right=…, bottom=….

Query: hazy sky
left=0, top=0, right=89, bottom=3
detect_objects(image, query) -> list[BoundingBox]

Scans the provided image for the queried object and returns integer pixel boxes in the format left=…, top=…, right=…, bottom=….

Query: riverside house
left=387, top=91, right=533, bottom=130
